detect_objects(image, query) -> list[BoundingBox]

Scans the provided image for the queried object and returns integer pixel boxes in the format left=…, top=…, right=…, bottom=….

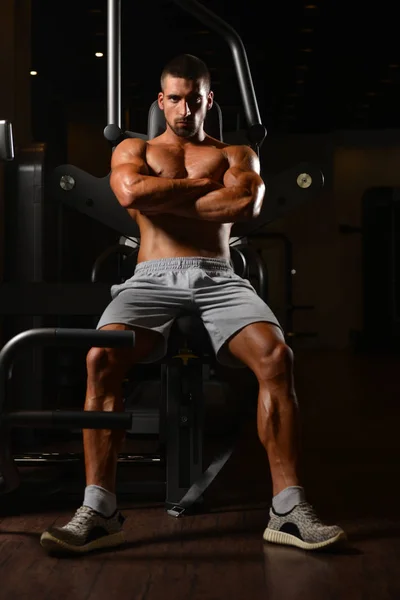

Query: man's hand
left=138, top=178, right=224, bottom=216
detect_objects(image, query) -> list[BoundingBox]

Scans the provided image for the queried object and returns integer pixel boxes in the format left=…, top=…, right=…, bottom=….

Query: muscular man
left=40, top=54, right=346, bottom=555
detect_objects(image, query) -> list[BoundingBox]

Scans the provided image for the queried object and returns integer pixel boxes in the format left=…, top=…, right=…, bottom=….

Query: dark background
left=30, top=0, right=400, bottom=139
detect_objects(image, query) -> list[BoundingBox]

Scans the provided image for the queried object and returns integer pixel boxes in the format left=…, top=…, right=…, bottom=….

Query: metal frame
left=49, top=161, right=324, bottom=241
left=106, top=0, right=266, bottom=149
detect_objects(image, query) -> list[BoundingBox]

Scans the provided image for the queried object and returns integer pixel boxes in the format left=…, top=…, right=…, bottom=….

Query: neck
left=164, top=125, right=206, bottom=145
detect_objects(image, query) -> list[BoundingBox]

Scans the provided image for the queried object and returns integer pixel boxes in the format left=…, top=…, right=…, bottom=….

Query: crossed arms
left=109, top=138, right=265, bottom=223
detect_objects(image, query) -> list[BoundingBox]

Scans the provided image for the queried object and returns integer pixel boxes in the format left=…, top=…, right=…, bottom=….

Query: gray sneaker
left=40, top=505, right=126, bottom=555
left=263, top=502, right=346, bottom=550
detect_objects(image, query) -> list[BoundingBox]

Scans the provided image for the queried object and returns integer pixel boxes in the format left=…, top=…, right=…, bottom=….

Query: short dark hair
left=160, top=54, right=211, bottom=91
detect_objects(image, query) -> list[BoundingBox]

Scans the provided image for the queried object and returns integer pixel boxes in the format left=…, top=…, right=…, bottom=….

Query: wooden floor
left=1, top=348, right=400, bottom=600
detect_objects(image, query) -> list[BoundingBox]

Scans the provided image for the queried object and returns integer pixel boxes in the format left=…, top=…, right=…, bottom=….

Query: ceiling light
left=95, top=52, right=104, bottom=58
left=30, top=71, right=38, bottom=76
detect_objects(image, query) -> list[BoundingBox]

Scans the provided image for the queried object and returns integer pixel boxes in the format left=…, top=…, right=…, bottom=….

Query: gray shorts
left=97, top=256, right=282, bottom=368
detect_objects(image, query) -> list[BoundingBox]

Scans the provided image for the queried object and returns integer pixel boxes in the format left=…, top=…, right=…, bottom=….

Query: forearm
left=160, top=186, right=259, bottom=223
left=155, top=166, right=265, bottom=223
left=112, top=170, right=218, bottom=213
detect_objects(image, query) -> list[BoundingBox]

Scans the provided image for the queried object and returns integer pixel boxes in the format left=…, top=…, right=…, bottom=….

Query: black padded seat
left=166, top=312, right=214, bottom=359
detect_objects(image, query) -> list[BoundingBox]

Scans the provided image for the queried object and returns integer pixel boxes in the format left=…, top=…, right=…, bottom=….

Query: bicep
left=110, top=139, right=150, bottom=195
left=223, top=146, right=263, bottom=190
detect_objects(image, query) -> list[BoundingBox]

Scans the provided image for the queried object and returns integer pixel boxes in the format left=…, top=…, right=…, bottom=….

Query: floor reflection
left=262, top=543, right=353, bottom=600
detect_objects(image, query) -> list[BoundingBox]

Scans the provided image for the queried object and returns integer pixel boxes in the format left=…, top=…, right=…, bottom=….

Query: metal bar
left=107, top=0, right=121, bottom=127
left=236, top=244, right=269, bottom=302
left=0, top=120, right=15, bottom=161
left=187, top=360, right=203, bottom=480
left=166, top=361, right=185, bottom=504
left=0, top=328, right=135, bottom=415
left=91, top=244, right=138, bottom=283
left=13, top=452, right=162, bottom=465
left=252, top=233, right=294, bottom=335
left=4, top=410, right=132, bottom=429
left=173, top=0, right=261, bottom=129
left=229, top=247, right=247, bottom=278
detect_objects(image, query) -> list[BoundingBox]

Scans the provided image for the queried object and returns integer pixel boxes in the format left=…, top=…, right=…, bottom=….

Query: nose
left=178, top=101, right=191, bottom=118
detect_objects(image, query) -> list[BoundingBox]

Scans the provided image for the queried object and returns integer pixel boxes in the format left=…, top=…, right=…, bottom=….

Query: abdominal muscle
left=129, top=210, right=233, bottom=262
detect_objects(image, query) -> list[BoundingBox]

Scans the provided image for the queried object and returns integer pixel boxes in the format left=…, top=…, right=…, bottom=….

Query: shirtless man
left=40, top=54, right=346, bottom=555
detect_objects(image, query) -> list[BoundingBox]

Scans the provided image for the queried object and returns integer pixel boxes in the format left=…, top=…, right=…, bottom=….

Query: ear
left=207, top=90, right=214, bottom=111
left=158, top=92, right=164, bottom=110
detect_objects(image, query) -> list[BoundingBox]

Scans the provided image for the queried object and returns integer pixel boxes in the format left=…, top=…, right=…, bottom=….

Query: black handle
left=4, top=410, right=132, bottom=429
left=54, top=328, right=135, bottom=347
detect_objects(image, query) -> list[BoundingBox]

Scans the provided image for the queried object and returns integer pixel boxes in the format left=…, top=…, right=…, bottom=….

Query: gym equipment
left=0, top=0, right=325, bottom=515
left=0, top=120, right=14, bottom=161
left=0, top=328, right=135, bottom=493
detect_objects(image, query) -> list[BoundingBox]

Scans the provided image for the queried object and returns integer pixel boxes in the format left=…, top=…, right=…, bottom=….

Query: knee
left=255, top=342, right=294, bottom=384
left=86, top=346, right=122, bottom=383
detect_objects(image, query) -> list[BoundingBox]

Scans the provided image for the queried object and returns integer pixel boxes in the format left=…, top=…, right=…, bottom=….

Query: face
left=158, top=75, right=213, bottom=139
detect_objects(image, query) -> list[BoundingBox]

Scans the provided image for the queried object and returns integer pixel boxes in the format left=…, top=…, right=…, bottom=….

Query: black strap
left=166, top=438, right=238, bottom=518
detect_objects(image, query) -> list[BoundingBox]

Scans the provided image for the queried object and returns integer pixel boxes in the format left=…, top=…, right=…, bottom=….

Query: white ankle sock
left=83, top=485, right=117, bottom=517
left=272, top=486, right=306, bottom=514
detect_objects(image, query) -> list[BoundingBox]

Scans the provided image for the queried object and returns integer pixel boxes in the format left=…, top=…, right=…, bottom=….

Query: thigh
left=195, top=272, right=283, bottom=368
left=227, top=321, right=286, bottom=372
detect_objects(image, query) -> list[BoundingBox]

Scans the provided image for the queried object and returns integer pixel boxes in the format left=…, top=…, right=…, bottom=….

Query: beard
left=167, top=118, right=198, bottom=138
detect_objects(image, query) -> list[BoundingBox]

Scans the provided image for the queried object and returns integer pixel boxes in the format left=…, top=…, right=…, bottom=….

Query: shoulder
left=115, top=136, right=148, bottom=156
left=111, top=137, right=148, bottom=166
left=203, top=134, right=229, bottom=149
left=111, top=137, right=150, bottom=171
left=223, top=144, right=260, bottom=171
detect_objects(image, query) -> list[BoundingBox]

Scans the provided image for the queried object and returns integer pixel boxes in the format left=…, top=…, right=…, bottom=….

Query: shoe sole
left=40, top=530, right=126, bottom=555
left=263, top=528, right=347, bottom=550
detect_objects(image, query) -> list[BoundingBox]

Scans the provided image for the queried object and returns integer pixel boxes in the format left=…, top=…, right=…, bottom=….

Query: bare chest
left=146, top=144, right=229, bottom=182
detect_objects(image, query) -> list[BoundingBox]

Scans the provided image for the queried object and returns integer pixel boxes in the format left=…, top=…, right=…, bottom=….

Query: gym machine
left=0, top=0, right=324, bottom=516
